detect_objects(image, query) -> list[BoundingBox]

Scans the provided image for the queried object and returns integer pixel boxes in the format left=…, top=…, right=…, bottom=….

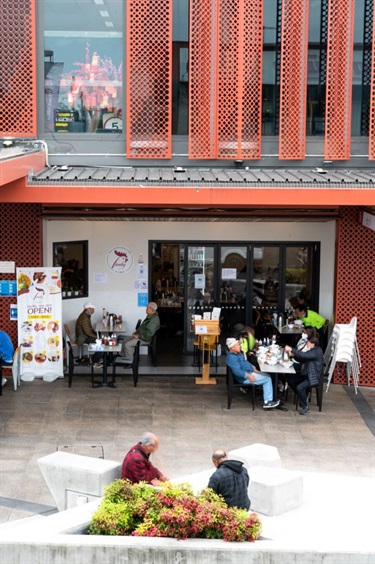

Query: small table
left=258, top=357, right=296, bottom=411
left=88, top=343, right=122, bottom=388
left=96, top=322, right=125, bottom=334
left=276, top=324, right=303, bottom=346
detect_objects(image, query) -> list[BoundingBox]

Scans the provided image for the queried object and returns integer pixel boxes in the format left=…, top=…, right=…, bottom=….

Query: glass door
left=219, top=246, right=248, bottom=342
left=251, top=246, right=281, bottom=340
left=185, top=245, right=215, bottom=353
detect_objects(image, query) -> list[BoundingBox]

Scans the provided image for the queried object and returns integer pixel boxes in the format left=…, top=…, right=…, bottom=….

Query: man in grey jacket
left=207, top=449, right=250, bottom=510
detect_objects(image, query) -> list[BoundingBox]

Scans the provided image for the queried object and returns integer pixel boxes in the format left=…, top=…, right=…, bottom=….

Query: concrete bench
left=249, top=466, right=303, bottom=516
left=228, top=443, right=282, bottom=469
left=38, top=451, right=122, bottom=511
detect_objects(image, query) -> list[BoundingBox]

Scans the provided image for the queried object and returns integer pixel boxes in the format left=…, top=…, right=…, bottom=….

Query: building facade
left=1, top=0, right=374, bottom=383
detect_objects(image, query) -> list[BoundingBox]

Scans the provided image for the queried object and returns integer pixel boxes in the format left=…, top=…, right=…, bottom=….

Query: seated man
left=122, top=432, right=169, bottom=486
left=207, top=449, right=250, bottom=510
left=0, top=330, right=14, bottom=387
left=120, top=302, right=160, bottom=364
left=75, top=302, right=102, bottom=367
left=285, top=335, right=324, bottom=415
left=226, top=338, right=279, bottom=409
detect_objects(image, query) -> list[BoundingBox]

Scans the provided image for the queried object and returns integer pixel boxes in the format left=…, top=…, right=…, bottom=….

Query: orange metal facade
left=279, top=0, right=310, bottom=160
left=0, top=0, right=37, bottom=137
left=126, top=0, right=172, bottom=158
left=324, top=0, right=355, bottom=161
left=189, top=0, right=263, bottom=159
left=369, top=14, right=375, bottom=160
left=334, top=207, right=375, bottom=385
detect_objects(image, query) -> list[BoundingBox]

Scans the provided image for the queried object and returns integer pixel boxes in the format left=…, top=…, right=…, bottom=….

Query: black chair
left=226, top=365, right=257, bottom=410
left=287, top=369, right=324, bottom=412
left=112, top=340, right=140, bottom=387
left=67, top=339, right=91, bottom=388
left=134, top=319, right=158, bottom=367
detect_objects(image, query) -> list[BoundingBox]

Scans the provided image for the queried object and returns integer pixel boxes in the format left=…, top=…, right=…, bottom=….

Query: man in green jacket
left=120, top=302, right=160, bottom=364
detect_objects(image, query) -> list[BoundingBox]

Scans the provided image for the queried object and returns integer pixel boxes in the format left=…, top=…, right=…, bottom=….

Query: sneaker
left=263, top=400, right=280, bottom=409
left=93, top=362, right=103, bottom=368
left=299, top=406, right=309, bottom=415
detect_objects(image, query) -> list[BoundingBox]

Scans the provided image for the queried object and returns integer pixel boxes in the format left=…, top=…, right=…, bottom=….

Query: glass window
left=53, top=240, right=89, bottom=299
left=44, top=0, right=123, bottom=134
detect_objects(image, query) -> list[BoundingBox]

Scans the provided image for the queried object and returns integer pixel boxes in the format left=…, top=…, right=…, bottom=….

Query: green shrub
left=87, top=480, right=262, bottom=542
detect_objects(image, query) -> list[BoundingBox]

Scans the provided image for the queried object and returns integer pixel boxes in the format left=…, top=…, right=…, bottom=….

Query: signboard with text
left=17, top=267, right=63, bottom=381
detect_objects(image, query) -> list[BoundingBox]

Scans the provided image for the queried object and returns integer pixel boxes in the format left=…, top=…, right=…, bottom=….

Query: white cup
left=95, top=339, right=102, bottom=347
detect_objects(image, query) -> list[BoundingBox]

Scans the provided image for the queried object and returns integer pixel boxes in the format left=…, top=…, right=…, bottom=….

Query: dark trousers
left=288, top=373, right=310, bottom=409
left=84, top=336, right=101, bottom=363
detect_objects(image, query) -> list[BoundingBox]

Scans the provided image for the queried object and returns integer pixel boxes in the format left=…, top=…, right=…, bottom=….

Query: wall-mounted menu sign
left=0, top=280, right=17, bottom=296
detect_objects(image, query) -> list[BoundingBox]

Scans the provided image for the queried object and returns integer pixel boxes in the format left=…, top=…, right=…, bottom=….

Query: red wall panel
left=324, top=0, right=355, bottom=160
left=189, top=0, right=263, bottom=160
left=279, top=0, right=310, bottom=160
left=0, top=204, right=42, bottom=346
left=334, top=207, right=375, bottom=385
left=369, top=14, right=375, bottom=160
left=0, top=0, right=37, bottom=137
left=126, top=0, right=172, bottom=158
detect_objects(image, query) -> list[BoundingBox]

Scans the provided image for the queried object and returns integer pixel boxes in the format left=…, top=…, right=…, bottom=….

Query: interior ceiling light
left=94, top=0, right=104, bottom=4
left=105, top=21, right=114, bottom=27
left=99, top=10, right=109, bottom=17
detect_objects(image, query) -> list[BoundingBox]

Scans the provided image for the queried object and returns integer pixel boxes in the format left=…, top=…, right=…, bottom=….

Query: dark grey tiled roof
left=30, top=166, right=375, bottom=189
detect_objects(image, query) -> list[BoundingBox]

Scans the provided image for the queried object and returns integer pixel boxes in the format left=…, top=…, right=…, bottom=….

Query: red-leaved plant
left=88, top=480, right=262, bottom=542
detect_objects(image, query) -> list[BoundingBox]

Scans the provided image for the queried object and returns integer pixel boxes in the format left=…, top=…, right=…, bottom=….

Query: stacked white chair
left=325, top=317, right=361, bottom=393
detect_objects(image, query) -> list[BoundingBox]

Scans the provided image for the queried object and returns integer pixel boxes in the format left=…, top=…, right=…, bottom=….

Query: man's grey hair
left=148, top=302, right=158, bottom=311
left=140, top=432, right=157, bottom=447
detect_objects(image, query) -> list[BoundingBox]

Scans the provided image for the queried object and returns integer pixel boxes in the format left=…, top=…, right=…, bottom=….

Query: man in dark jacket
left=285, top=335, right=324, bottom=415
left=207, top=450, right=250, bottom=510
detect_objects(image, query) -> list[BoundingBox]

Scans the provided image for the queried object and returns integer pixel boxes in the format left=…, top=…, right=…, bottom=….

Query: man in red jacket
left=122, top=432, right=169, bottom=486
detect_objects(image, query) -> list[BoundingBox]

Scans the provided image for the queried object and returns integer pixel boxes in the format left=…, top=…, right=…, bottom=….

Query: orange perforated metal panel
left=126, top=0, right=172, bottom=159
left=334, top=207, right=375, bottom=386
left=369, top=13, right=375, bottom=160
left=0, top=0, right=37, bottom=137
left=189, top=0, right=218, bottom=158
left=217, top=0, right=263, bottom=159
left=324, top=0, right=355, bottom=161
left=279, top=0, right=310, bottom=160
left=0, top=204, right=42, bottom=345
left=189, top=0, right=263, bottom=160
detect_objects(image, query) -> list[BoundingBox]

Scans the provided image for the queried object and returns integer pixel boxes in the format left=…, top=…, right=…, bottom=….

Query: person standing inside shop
left=75, top=302, right=102, bottom=367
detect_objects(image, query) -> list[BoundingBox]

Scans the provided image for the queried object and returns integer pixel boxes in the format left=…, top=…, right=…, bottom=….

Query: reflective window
left=44, top=0, right=123, bottom=134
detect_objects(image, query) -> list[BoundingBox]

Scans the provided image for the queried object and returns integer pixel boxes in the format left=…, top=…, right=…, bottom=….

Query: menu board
left=17, top=267, right=63, bottom=382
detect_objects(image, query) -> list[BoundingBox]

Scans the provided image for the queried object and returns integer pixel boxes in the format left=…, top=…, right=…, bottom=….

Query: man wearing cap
left=75, top=302, right=102, bottom=366
left=226, top=337, right=279, bottom=409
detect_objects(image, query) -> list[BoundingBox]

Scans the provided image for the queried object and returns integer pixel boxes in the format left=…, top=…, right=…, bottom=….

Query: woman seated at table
left=284, top=335, right=324, bottom=415
left=278, top=326, right=317, bottom=392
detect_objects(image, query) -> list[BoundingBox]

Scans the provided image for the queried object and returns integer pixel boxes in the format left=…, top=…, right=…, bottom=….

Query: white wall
left=43, top=220, right=336, bottom=335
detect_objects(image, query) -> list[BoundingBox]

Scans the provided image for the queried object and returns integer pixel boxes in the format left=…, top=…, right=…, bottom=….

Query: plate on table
left=266, top=357, right=278, bottom=366
left=280, top=360, right=293, bottom=368
left=258, top=346, right=269, bottom=354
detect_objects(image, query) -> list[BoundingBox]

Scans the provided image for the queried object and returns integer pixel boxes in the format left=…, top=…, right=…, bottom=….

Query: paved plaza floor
left=0, top=360, right=374, bottom=561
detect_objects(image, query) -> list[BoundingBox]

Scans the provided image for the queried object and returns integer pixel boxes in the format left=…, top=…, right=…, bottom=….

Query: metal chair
left=63, top=323, right=89, bottom=364
left=286, top=369, right=324, bottom=412
left=112, top=341, right=140, bottom=387
left=226, top=365, right=258, bottom=410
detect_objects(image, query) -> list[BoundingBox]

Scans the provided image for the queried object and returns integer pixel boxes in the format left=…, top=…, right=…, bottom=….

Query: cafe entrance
left=150, top=241, right=320, bottom=356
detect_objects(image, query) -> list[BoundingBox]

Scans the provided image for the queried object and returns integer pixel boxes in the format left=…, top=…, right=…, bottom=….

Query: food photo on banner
left=17, top=267, right=63, bottom=382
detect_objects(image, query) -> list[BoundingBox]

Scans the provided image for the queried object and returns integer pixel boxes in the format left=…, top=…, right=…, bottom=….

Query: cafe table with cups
left=256, top=342, right=296, bottom=409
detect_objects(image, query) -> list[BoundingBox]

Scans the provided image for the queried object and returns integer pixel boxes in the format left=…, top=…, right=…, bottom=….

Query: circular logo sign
left=106, top=246, right=133, bottom=274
